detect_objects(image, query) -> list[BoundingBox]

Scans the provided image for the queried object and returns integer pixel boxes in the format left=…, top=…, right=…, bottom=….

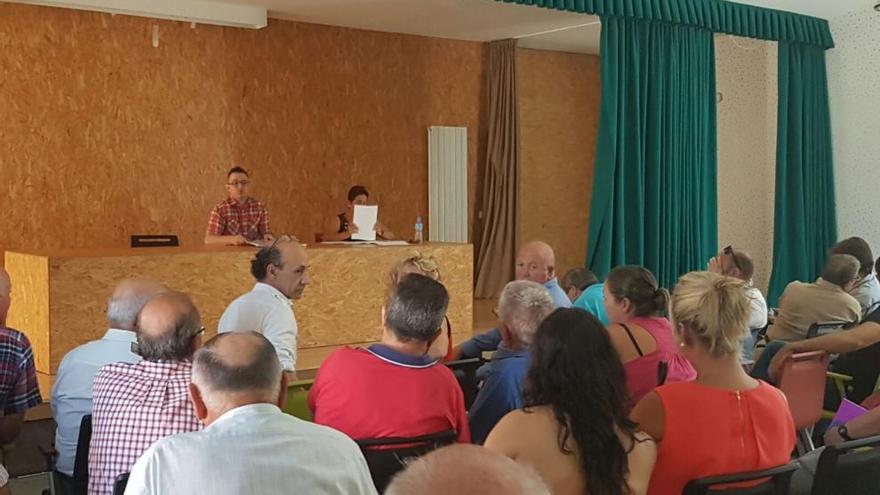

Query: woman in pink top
left=604, top=266, right=696, bottom=404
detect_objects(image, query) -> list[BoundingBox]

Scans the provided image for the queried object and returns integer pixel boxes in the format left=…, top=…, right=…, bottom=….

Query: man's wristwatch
left=838, top=424, right=855, bottom=441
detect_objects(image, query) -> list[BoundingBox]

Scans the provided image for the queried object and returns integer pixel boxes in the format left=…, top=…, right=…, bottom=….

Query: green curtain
left=493, top=0, right=833, bottom=48
left=766, top=42, right=837, bottom=305
left=587, top=17, right=717, bottom=289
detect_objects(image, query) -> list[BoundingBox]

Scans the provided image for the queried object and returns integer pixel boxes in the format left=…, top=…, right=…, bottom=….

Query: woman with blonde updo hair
left=389, top=253, right=452, bottom=361
left=631, top=271, right=796, bottom=495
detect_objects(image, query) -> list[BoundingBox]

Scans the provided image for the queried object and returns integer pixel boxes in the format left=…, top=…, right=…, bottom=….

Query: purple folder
left=831, top=399, right=868, bottom=426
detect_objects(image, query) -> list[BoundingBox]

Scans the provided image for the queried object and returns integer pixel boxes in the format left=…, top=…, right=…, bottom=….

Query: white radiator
left=428, top=126, right=468, bottom=243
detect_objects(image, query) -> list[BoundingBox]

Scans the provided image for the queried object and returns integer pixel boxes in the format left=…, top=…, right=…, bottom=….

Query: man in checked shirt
left=204, top=166, right=275, bottom=246
left=88, top=292, right=204, bottom=495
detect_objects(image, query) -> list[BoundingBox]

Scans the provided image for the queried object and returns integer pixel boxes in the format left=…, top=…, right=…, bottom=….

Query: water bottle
left=414, top=216, right=424, bottom=244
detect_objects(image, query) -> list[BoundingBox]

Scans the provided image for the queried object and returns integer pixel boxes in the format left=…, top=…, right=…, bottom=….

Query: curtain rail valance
left=494, top=0, right=834, bottom=49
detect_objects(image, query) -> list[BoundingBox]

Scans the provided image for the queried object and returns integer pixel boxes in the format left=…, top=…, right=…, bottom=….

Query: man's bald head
left=0, top=268, right=10, bottom=325
left=136, top=292, right=202, bottom=361
left=386, top=444, right=550, bottom=495
left=192, top=332, right=282, bottom=411
left=515, top=241, right=557, bottom=285
left=107, top=278, right=167, bottom=331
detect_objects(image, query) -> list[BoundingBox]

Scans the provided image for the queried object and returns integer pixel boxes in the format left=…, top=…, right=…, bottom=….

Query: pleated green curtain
left=766, top=42, right=837, bottom=305
left=587, top=17, right=717, bottom=288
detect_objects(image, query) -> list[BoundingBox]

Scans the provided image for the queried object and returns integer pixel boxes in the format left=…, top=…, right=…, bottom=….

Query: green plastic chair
left=283, top=378, right=315, bottom=421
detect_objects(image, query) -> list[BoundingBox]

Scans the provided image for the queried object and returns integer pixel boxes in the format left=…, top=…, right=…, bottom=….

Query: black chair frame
left=356, top=429, right=457, bottom=493
left=683, top=461, right=800, bottom=495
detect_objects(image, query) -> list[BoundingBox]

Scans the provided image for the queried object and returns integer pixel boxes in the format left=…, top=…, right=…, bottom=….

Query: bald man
left=0, top=268, right=41, bottom=446
left=385, top=444, right=550, bottom=495
left=51, top=279, right=166, bottom=488
left=89, top=292, right=204, bottom=495
left=452, top=241, right=570, bottom=361
left=219, top=238, right=310, bottom=375
left=125, top=332, right=377, bottom=495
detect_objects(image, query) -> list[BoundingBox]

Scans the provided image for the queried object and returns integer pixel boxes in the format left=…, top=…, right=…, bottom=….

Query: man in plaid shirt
left=88, top=292, right=204, bottom=495
left=0, top=268, right=42, bottom=444
left=204, top=166, right=273, bottom=246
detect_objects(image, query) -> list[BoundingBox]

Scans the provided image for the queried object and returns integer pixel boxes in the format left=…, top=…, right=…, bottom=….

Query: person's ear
left=189, top=383, right=209, bottom=422
left=620, top=297, right=634, bottom=314
left=276, top=372, right=290, bottom=409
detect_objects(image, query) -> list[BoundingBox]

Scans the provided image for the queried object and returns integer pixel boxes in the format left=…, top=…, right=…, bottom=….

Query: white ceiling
left=207, top=0, right=874, bottom=54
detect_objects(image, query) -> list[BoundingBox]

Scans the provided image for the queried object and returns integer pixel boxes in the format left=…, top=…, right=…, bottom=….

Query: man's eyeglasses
left=227, top=180, right=251, bottom=187
left=724, top=245, right=743, bottom=273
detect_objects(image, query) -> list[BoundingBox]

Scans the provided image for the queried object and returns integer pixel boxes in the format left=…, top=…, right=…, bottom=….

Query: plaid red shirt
left=206, top=197, right=269, bottom=241
left=88, top=360, right=201, bottom=495
left=0, top=326, right=41, bottom=414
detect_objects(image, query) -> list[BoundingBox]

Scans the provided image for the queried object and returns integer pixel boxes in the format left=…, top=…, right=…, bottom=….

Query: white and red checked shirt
left=88, top=360, right=201, bottom=495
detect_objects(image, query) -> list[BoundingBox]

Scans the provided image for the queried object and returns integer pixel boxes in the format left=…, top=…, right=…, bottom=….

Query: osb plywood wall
left=715, top=36, right=777, bottom=293
left=516, top=48, right=601, bottom=279
left=0, top=4, right=486, bottom=260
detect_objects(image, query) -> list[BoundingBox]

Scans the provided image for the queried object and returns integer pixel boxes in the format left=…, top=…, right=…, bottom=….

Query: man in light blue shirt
left=50, top=279, right=165, bottom=489
left=453, top=241, right=569, bottom=361
left=469, top=281, right=554, bottom=444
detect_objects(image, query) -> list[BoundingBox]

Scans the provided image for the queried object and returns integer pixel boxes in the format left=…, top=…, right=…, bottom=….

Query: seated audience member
left=322, top=185, right=394, bottom=241
left=389, top=253, right=451, bottom=361
left=485, top=308, right=656, bottom=495
left=707, top=246, right=768, bottom=360
left=830, top=237, right=880, bottom=315
left=468, top=281, right=554, bottom=444
left=0, top=268, right=41, bottom=495
left=768, top=308, right=880, bottom=403
left=204, top=166, right=274, bottom=246
left=308, top=274, right=469, bottom=443
left=765, top=254, right=862, bottom=343
left=125, top=332, right=377, bottom=495
left=219, top=238, right=310, bottom=376
left=385, top=444, right=551, bottom=495
left=89, top=292, right=204, bottom=495
left=562, top=268, right=609, bottom=325
left=452, top=241, right=571, bottom=360
left=51, top=279, right=165, bottom=489
left=604, top=266, right=696, bottom=403
left=631, top=272, right=796, bottom=495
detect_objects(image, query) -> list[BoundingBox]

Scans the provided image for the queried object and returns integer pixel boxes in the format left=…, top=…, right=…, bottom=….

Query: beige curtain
left=474, top=39, right=518, bottom=299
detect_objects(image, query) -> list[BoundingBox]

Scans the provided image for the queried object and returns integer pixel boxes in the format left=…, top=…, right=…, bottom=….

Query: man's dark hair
left=193, top=332, right=281, bottom=395
left=227, top=166, right=249, bottom=179
left=137, top=293, right=202, bottom=361
left=251, top=246, right=283, bottom=281
left=348, top=185, right=369, bottom=202
left=561, top=268, right=599, bottom=292
left=822, top=254, right=861, bottom=288
left=385, top=274, right=449, bottom=343
left=830, top=237, right=874, bottom=277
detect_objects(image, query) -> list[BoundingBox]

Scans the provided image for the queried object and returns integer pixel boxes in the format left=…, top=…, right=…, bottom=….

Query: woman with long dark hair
left=484, top=308, right=656, bottom=495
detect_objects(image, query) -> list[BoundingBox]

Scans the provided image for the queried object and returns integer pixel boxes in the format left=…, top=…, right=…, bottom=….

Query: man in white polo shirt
left=218, top=238, right=310, bottom=376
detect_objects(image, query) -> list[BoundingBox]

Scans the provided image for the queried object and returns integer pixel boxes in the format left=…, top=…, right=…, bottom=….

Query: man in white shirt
left=218, top=238, right=310, bottom=375
left=124, top=331, right=377, bottom=495
left=50, top=279, right=165, bottom=491
left=708, top=246, right=768, bottom=360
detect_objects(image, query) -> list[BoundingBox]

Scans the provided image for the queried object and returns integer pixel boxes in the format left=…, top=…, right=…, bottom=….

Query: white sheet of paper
left=351, top=205, right=378, bottom=241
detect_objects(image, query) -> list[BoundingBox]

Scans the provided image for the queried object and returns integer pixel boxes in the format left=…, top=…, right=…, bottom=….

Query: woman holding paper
left=322, top=185, right=395, bottom=241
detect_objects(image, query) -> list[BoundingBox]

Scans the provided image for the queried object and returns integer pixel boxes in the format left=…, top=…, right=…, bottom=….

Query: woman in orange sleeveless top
left=631, top=272, right=796, bottom=495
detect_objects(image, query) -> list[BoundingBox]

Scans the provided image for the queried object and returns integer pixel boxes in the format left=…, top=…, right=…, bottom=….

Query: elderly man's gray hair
left=193, top=332, right=282, bottom=400
left=499, top=280, right=554, bottom=346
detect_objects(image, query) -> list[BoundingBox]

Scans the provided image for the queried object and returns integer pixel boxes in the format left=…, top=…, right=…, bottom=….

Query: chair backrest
left=130, top=235, right=179, bottom=248
left=778, top=351, right=830, bottom=429
left=806, top=321, right=849, bottom=339
left=811, top=435, right=880, bottom=495
left=658, top=360, right=669, bottom=386
left=72, top=413, right=93, bottom=495
left=445, top=357, right=484, bottom=410
left=683, top=461, right=800, bottom=495
left=356, top=430, right=457, bottom=493
left=282, top=378, right=315, bottom=421
left=112, top=472, right=130, bottom=495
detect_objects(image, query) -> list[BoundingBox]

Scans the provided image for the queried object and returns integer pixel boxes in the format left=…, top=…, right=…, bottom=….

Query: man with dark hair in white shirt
left=125, top=332, right=376, bottom=495
left=218, top=238, right=310, bottom=376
